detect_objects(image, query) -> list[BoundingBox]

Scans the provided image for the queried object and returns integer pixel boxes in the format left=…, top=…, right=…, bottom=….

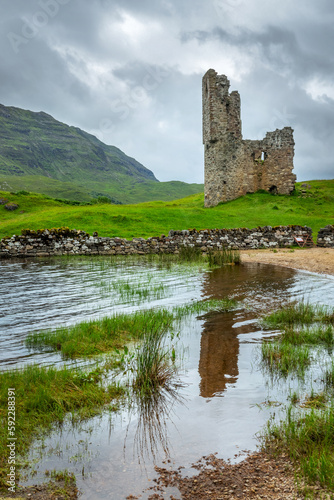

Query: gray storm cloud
left=0, top=0, right=333, bottom=182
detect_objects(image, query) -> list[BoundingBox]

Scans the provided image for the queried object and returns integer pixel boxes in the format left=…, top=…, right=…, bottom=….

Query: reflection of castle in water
left=198, top=262, right=297, bottom=398
left=199, top=310, right=239, bottom=397
left=126, top=262, right=299, bottom=460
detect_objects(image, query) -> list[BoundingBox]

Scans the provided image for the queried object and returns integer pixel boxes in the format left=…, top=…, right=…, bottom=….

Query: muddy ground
left=0, top=478, right=78, bottom=500
left=135, top=451, right=327, bottom=500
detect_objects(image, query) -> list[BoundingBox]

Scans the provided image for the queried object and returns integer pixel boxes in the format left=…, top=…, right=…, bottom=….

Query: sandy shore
left=241, top=247, right=334, bottom=276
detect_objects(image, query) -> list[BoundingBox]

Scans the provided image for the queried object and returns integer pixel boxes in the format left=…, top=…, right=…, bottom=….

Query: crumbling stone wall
left=0, top=226, right=313, bottom=258
left=317, top=225, right=334, bottom=247
left=203, top=69, right=296, bottom=207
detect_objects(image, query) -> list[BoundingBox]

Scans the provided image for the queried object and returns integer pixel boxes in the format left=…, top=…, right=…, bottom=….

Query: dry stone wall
left=0, top=226, right=313, bottom=258
left=203, top=69, right=296, bottom=207
left=317, top=225, right=334, bottom=247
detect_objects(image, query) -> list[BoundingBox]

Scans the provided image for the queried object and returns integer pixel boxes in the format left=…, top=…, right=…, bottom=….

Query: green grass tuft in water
left=264, top=405, right=334, bottom=491
left=207, top=248, right=241, bottom=267
left=261, top=340, right=311, bottom=378
left=132, top=328, right=176, bottom=397
left=262, top=301, right=334, bottom=329
left=0, top=363, right=124, bottom=489
left=26, top=299, right=238, bottom=358
left=261, top=299, right=334, bottom=494
left=26, top=309, right=175, bottom=358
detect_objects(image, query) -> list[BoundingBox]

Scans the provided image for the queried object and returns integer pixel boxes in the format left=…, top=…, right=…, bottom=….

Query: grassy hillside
left=0, top=175, right=204, bottom=205
left=0, top=103, right=203, bottom=203
left=0, top=180, right=333, bottom=241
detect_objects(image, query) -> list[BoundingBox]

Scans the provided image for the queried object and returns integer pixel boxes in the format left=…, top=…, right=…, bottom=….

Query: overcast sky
left=1, top=0, right=333, bottom=183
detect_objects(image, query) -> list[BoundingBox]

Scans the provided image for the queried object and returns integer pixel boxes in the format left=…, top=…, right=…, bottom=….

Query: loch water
left=1, top=257, right=334, bottom=499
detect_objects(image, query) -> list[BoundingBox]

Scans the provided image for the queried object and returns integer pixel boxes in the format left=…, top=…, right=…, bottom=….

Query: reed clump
left=132, top=328, right=177, bottom=397
left=261, top=301, right=334, bottom=378
left=178, top=245, right=203, bottom=262
left=164, top=245, right=241, bottom=267
left=207, top=248, right=241, bottom=267
left=283, top=325, right=334, bottom=347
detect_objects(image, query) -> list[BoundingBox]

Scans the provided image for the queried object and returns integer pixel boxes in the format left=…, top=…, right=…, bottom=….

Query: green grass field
left=0, top=180, right=333, bottom=240
left=0, top=174, right=204, bottom=205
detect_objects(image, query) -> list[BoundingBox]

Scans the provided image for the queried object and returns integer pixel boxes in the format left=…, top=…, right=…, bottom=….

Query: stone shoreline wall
left=317, top=225, right=334, bottom=248
left=0, top=225, right=317, bottom=258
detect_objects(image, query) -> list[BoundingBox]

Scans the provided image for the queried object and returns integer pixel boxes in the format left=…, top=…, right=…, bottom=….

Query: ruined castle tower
left=203, top=69, right=296, bottom=207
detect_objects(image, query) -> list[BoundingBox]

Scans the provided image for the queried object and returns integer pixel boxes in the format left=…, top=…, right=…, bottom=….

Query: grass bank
left=0, top=179, right=333, bottom=240
left=0, top=362, right=125, bottom=490
left=260, top=301, right=334, bottom=494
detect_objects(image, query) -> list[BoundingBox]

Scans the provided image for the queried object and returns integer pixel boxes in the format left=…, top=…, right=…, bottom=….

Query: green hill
left=0, top=180, right=333, bottom=240
left=0, top=103, right=203, bottom=203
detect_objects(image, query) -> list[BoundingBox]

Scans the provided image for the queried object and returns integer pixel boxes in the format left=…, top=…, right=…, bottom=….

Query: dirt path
left=240, top=247, right=334, bottom=276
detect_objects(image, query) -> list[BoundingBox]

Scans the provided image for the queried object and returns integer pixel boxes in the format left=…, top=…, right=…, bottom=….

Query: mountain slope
left=0, top=104, right=203, bottom=203
left=0, top=103, right=155, bottom=182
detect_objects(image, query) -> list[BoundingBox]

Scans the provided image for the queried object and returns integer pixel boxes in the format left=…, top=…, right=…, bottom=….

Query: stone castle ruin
left=203, top=69, right=296, bottom=207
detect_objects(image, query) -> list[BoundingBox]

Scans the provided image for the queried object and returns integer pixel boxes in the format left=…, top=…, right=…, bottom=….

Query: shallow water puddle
left=2, top=258, right=334, bottom=499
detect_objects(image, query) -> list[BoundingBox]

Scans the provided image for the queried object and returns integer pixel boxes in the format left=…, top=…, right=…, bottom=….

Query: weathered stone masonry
left=203, top=69, right=296, bottom=207
left=317, top=225, right=334, bottom=248
left=0, top=226, right=317, bottom=258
